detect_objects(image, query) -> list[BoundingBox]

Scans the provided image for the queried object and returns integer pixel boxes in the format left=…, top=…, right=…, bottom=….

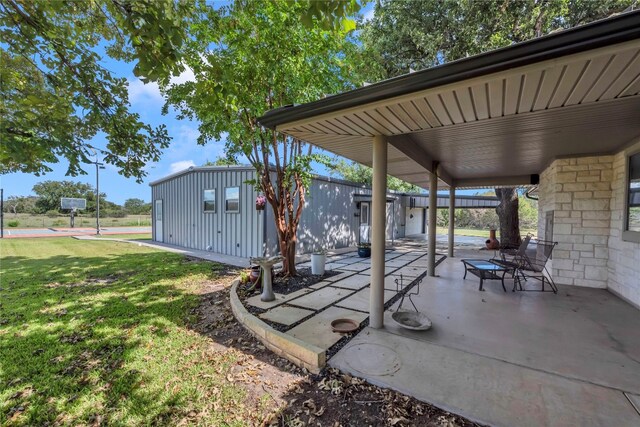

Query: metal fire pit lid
left=391, top=311, right=432, bottom=331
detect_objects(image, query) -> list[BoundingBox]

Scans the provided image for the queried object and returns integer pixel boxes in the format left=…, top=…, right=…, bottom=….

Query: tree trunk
left=495, top=187, right=521, bottom=249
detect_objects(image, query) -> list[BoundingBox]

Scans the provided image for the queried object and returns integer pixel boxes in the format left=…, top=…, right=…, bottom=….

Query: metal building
left=150, top=166, right=499, bottom=258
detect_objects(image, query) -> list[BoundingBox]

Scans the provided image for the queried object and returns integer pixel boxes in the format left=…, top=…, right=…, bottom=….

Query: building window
left=203, top=189, right=216, bottom=212
left=225, top=187, right=240, bottom=213
left=626, top=152, right=640, bottom=234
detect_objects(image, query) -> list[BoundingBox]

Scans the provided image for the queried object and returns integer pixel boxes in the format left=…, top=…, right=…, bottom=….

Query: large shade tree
left=164, top=0, right=365, bottom=275
left=0, top=0, right=197, bottom=181
left=361, top=0, right=634, bottom=246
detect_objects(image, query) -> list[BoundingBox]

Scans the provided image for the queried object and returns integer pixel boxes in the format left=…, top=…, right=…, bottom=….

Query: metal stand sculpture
left=392, top=274, right=432, bottom=331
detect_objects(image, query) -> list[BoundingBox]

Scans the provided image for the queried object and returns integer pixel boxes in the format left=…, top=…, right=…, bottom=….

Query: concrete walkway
left=329, top=252, right=640, bottom=426
left=74, top=236, right=252, bottom=268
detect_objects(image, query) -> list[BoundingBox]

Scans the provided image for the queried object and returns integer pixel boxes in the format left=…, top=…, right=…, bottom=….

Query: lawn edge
left=229, top=280, right=325, bottom=373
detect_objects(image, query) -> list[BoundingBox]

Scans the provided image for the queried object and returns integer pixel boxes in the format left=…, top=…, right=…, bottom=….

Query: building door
left=405, top=208, right=424, bottom=235
left=359, top=202, right=370, bottom=243
left=155, top=199, right=163, bottom=242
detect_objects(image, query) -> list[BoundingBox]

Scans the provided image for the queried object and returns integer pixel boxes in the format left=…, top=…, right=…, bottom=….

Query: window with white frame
left=203, top=189, right=216, bottom=212
left=626, top=152, right=640, bottom=233
left=225, top=187, right=240, bottom=213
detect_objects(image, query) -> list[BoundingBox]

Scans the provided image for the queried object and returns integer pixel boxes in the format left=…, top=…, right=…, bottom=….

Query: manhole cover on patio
left=344, top=343, right=401, bottom=376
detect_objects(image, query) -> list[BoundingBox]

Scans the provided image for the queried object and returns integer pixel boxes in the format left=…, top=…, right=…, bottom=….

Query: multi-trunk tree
left=164, top=0, right=364, bottom=275
left=360, top=0, right=633, bottom=246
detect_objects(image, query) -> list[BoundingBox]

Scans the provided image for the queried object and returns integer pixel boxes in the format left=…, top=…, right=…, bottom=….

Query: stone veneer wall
left=608, top=139, right=640, bottom=308
left=538, top=137, right=640, bottom=308
left=538, top=155, right=613, bottom=289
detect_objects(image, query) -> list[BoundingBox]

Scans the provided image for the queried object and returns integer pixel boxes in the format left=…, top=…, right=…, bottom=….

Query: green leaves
left=0, top=0, right=196, bottom=181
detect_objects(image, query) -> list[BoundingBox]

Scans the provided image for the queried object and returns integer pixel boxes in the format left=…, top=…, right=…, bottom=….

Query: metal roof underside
left=259, top=12, right=640, bottom=190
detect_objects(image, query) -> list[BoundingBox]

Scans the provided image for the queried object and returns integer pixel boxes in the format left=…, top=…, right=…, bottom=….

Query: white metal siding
left=151, top=169, right=263, bottom=258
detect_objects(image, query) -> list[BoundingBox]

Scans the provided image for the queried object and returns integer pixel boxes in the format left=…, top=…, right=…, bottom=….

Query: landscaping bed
left=271, top=267, right=340, bottom=294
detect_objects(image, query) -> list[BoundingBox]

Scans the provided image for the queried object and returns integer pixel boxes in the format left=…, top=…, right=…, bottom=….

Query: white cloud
left=127, top=79, right=163, bottom=105
left=169, top=160, right=196, bottom=174
left=170, top=66, right=196, bottom=85
left=127, top=65, right=196, bottom=106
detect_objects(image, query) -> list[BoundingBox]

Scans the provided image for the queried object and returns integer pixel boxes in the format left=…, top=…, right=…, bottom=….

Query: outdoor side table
left=461, top=259, right=509, bottom=292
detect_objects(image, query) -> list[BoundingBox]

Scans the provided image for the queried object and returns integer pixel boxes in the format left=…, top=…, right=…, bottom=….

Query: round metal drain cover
left=344, top=343, right=401, bottom=376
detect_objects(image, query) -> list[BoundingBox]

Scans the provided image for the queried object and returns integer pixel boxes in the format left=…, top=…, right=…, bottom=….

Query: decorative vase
left=311, top=253, right=326, bottom=275
left=485, top=229, right=500, bottom=250
left=255, top=203, right=265, bottom=211
left=358, top=246, right=371, bottom=258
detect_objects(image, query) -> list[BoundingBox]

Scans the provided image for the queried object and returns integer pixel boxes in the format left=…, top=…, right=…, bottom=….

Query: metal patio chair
left=491, top=234, right=532, bottom=277
left=513, top=238, right=558, bottom=293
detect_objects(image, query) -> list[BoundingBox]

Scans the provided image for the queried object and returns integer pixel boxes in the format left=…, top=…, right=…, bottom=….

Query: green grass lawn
left=435, top=227, right=536, bottom=238
left=0, top=238, right=246, bottom=426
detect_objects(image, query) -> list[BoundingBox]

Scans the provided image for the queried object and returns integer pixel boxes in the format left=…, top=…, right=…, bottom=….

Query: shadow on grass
left=0, top=251, right=236, bottom=425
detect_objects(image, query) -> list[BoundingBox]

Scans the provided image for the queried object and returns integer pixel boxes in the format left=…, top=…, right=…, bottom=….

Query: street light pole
left=93, top=160, right=105, bottom=235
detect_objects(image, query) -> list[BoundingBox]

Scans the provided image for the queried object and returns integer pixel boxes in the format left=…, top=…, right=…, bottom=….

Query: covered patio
left=330, top=250, right=640, bottom=426
left=259, top=11, right=640, bottom=426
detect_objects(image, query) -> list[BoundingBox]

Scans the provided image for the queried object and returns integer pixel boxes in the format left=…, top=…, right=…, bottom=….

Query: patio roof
left=259, top=11, right=640, bottom=189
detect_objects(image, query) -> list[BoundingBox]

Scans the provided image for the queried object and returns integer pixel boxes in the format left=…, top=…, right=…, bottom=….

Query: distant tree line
left=2, top=180, right=151, bottom=217
left=436, top=191, right=538, bottom=232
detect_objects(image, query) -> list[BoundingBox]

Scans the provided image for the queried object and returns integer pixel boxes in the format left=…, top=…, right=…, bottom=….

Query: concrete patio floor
left=329, top=249, right=640, bottom=426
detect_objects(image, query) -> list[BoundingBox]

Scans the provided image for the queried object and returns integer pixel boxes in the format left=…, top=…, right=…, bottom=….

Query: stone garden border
left=229, top=280, right=326, bottom=373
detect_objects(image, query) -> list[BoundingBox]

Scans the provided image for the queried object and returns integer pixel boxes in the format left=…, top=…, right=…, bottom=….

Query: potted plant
left=255, top=194, right=266, bottom=211
left=311, top=248, right=326, bottom=275
left=357, top=242, right=371, bottom=258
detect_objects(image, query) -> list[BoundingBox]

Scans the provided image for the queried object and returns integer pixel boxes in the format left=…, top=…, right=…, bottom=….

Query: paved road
left=2, top=228, right=487, bottom=247
left=2, top=226, right=151, bottom=238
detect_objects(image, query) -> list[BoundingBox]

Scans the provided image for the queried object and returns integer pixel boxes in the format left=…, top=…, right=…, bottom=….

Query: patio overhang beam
left=388, top=136, right=453, bottom=186
left=455, top=175, right=539, bottom=189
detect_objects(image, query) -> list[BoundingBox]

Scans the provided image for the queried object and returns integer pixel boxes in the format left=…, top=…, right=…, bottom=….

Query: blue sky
left=2, top=2, right=476, bottom=204
left=1, top=59, right=226, bottom=204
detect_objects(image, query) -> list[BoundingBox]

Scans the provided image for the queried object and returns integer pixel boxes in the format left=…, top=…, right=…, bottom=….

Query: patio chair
left=491, top=234, right=532, bottom=276
left=513, top=238, right=558, bottom=293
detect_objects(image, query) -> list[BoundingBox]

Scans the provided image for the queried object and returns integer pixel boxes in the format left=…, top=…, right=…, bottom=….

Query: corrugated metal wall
left=264, top=175, right=405, bottom=254
left=151, top=168, right=264, bottom=258
left=151, top=168, right=498, bottom=258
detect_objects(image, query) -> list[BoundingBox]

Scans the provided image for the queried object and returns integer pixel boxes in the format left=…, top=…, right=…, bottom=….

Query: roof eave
left=258, top=10, right=640, bottom=130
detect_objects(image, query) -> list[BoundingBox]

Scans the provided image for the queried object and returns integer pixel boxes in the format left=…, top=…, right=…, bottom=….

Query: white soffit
left=278, top=40, right=640, bottom=189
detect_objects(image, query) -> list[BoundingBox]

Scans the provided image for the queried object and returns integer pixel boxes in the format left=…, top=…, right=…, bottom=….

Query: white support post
left=370, top=135, right=387, bottom=329
left=428, top=165, right=438, bottom=276
left=448, top=186, right=455, bottom=258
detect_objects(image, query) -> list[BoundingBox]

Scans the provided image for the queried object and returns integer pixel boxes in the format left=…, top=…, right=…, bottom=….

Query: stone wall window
left=203, top=189, right=216, bottom=213
left=624, top=152, right=640, bottom=240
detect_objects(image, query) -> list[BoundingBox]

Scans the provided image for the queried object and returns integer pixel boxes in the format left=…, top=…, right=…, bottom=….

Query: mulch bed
left=272, top=267, right=340, bottom=294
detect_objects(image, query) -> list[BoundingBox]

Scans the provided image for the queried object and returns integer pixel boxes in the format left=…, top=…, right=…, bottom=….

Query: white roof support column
left=448, top=186, right=455, bottom=258
left=428, top=164, right=438, bottom=277
left=370, top=135, right=387, bottom=329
